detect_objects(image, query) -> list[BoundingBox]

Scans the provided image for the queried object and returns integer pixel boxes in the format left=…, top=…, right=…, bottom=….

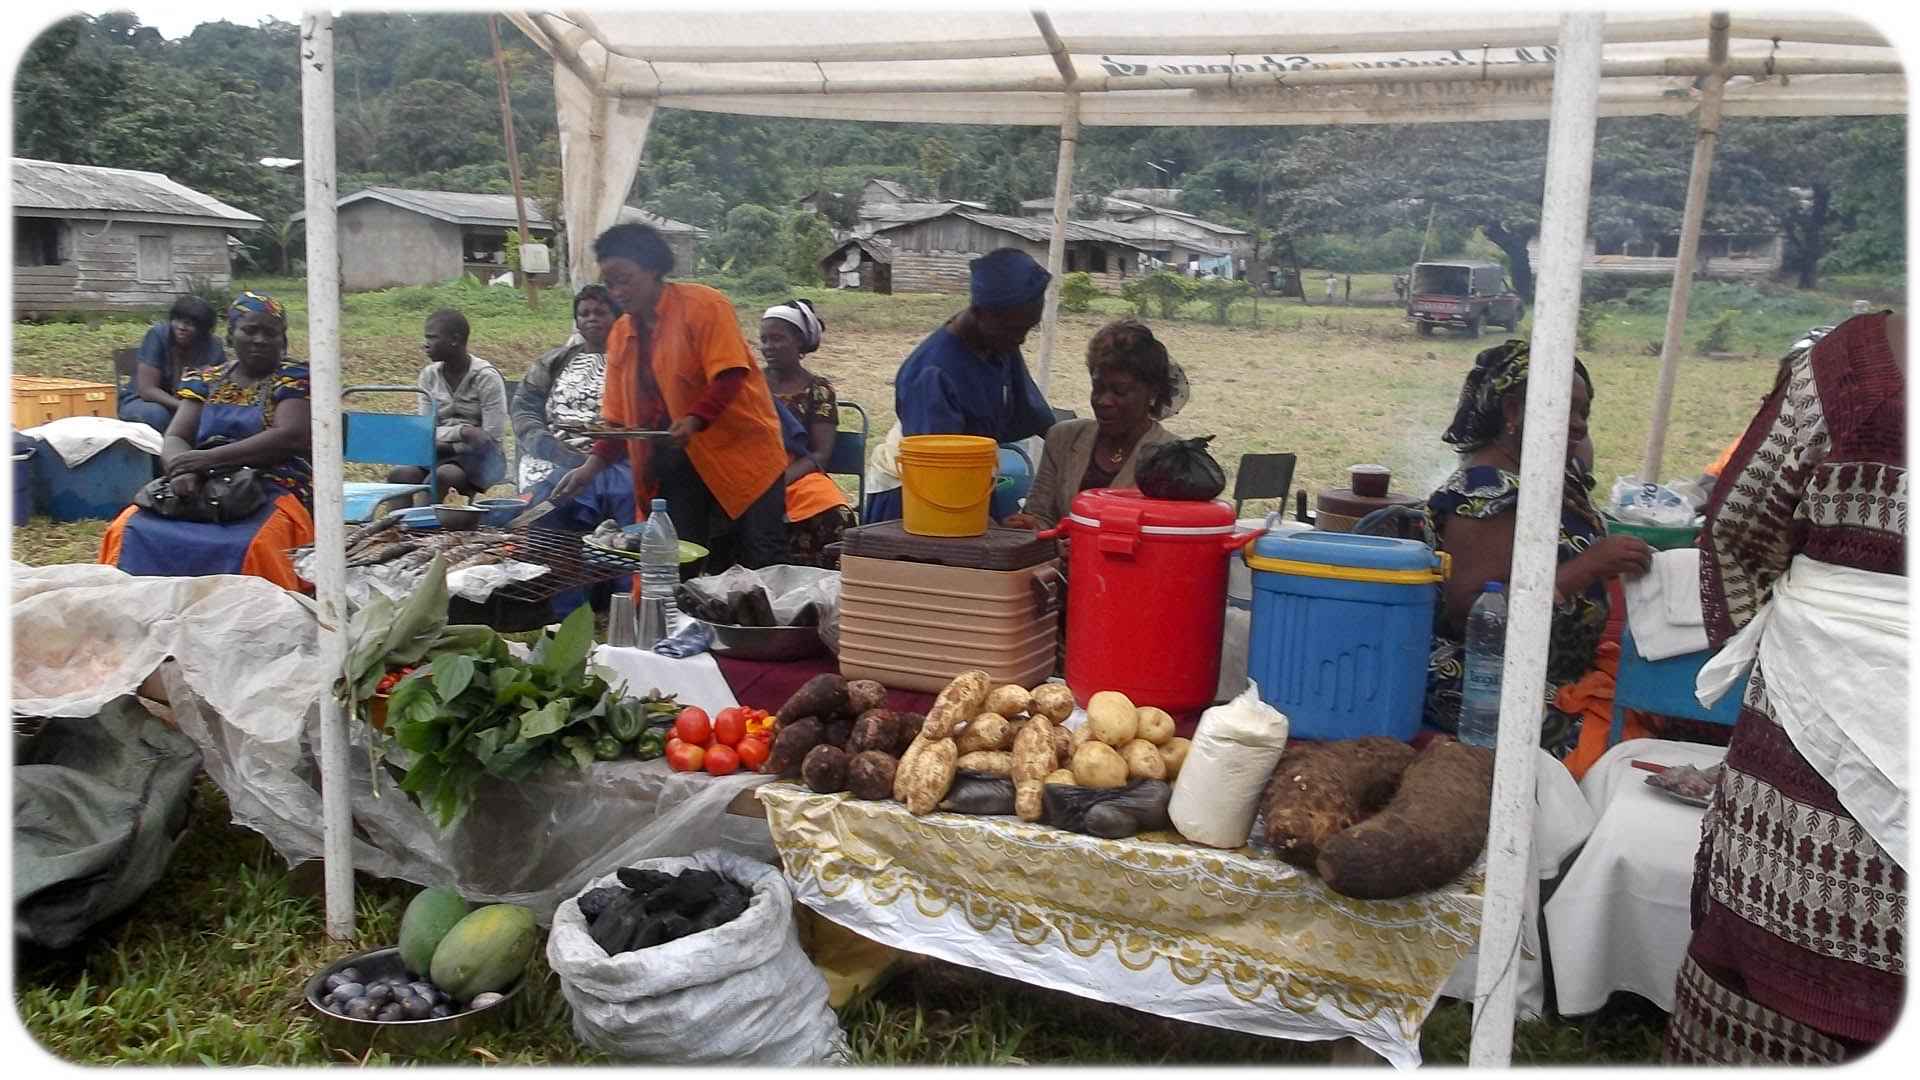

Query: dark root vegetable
left=801, top=744, right=851, bottom=793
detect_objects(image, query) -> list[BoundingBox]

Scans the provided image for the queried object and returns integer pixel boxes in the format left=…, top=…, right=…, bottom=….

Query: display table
left=756, top=782, right=1483, bottom=1068
left=1542, top=737, right=1726, bottom=1015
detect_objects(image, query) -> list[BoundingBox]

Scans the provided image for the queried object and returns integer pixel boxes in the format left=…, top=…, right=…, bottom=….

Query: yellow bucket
left=899, top=435, right=999, bottom=537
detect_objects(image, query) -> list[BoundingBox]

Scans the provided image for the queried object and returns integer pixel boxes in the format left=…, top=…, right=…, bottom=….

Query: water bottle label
left=1465, top=660, right=1501, bottom=696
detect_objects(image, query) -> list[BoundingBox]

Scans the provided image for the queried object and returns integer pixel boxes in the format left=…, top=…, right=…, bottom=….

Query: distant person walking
left=1323, top=272, right=1337, bottom=303
left=1344, top=274, right=1353, bottom=304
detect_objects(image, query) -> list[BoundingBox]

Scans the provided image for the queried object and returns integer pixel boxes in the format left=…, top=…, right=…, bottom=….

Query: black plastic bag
left=1042, top=779, right=1173, bottom=838
left=1135, top=436, right=1226, bottom=501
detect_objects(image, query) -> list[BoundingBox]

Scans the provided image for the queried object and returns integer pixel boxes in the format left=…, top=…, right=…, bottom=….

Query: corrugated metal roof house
left=869, top=207, right=1152, bottom=294
left=297, top=186, right=707, bottom=291
left=12, top=157, right=263, bottom=313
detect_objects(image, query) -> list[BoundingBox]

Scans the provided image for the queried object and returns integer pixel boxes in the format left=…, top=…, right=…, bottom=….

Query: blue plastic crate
left=29, top=438, right=154, bottom=522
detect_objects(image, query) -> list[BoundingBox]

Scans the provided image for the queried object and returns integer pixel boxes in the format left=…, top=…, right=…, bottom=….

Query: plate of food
left=1643, top=761, right=1720, bottom=807
left=581, top=520, right=707, bottom=564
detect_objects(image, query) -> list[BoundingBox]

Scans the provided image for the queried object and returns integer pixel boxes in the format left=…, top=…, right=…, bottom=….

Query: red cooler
left=1041, top=489, right=1258, bottom=721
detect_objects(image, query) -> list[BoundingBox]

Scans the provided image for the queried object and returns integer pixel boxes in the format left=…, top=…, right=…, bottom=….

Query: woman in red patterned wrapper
left=1665, top=310, right=1907, bottom=1064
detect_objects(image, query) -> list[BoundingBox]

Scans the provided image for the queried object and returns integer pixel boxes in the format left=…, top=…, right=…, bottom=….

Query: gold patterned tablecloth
left=756, top=783, right=1483, bottom=1068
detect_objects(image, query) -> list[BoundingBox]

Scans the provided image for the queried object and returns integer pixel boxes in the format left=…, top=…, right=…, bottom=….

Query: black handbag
left=132, top=464, right=269, bottom=523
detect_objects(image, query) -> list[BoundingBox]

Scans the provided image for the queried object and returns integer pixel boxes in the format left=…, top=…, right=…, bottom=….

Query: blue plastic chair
left=822, top=401, right=870, bottom=520
left=342, top=385, right=438, bottom=522
left=995, top=443, right=1034, bottom=516
left=1609, top=621, right=1747, bottom=744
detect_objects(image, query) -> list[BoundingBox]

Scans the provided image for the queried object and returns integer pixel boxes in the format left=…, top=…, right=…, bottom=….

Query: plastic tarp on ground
left=9, top=564, right=773, bottom=923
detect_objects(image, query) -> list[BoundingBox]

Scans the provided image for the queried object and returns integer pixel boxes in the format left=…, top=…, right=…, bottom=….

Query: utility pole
left=489, top=14, right=538, bottom=311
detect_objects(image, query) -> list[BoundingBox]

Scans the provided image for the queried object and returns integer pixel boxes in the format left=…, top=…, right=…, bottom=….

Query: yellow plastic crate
left=13, top=376, right=115, bottom=430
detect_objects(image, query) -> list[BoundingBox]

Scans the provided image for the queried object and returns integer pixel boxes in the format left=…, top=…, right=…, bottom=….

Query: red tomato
left=673, top=707, right=712, bottom=746
left=704, top=745, right=740, bottom=776
left=734, top=736, right=770, bottom=771
left=712, top=708, right=747, bottom=748
left=665, top=740, right=705, bottom=773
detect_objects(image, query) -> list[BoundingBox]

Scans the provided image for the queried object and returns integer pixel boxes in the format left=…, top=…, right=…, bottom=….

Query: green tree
left=1135, top=271, right=1197, bottom=319
left=1192, top=277, right=1253, bottom=324
left=712, top=204, right=785, bottom=274
left=781, top=210, right=835, bottom=287
left=377, top=78, right=500, bottom=175
left=918, top=137, right=959, bottom=199
left=1058, top=271, right=1101, bottom=313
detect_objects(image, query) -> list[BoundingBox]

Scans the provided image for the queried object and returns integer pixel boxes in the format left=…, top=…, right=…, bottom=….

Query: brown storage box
left=13, top=376, right=115, bottom=430
left=837, top=553, right=1061, bottom=693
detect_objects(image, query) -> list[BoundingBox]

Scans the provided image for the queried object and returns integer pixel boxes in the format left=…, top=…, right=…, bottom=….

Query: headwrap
left=969, top=249, right=1051, bottom=308
left=227, top=291, right=286, bottom=328
left=1442, top=339, right=1594, bottom=452
left=1156, top=359, right=1192, bottom=420
left=762, top=299, right=824, bottom=353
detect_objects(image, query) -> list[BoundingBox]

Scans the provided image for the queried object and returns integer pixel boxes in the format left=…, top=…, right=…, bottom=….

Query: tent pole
left=1468, top=11, right=1603, bottom=1067
left=1642, top=12, right=1731, bottom=484
left=299, top=9, right=354, bottom=942
left=1033, top=11, right=1080, bottom=391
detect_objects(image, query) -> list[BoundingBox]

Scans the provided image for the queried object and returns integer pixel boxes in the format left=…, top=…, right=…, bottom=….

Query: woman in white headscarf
left=761, top=298, right=855, bottom=566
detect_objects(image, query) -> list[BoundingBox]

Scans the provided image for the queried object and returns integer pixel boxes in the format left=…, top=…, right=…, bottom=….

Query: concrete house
left=868, top=207, right=1149, bottom=294
left=1524, top=231, right=1788, bottom=280
left=12, top=157, right=263, bottom=313
left=1021, top=195, right=1251, bottom=274
left=302, top=187, right=706, bottom=291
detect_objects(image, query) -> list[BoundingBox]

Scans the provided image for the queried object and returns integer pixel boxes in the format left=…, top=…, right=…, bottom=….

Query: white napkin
left=19, top=416, right=164, bottom=466
left=1621, top=547, right=1709, bottom=661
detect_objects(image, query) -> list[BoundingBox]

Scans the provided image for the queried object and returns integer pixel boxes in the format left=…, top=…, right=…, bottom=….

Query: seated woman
left=1423, top=339, right=1652, bottom=757
left=99, top=293, right=315, bottom=590
left=389, top=308, right=508, bottom=501
left=762, top=298, right=855, bottom=566
left=118, top=294, right=225, bottom=433
left=1004, top=318, right=1186, bottom=531
left=513, top=285, right=635, bottom=528
left=863, top=249, right=1057, bottom=523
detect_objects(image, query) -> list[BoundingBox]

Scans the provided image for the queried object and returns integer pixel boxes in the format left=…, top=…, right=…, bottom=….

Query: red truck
left=1405, top=260, right=1525, bottom=338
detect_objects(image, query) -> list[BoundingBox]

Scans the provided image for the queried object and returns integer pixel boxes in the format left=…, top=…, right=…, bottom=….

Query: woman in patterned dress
left=512, top=285, right=636, bottom=527
left=1422, top=340, right=1653, bottom=754
left=1665, top=310, right=1907, bottom=1063
left=761, top=299, right=855, bottom=567
left=99, top=292, right=315, bottom=590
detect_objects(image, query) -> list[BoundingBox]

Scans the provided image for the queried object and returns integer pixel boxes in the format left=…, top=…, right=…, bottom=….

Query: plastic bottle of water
left=1457, top=582, right=1508, bottom=748
left=639, top=498, right=681, bottom=644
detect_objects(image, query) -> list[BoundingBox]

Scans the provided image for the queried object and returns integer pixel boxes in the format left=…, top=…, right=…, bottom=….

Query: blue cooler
left=12, top=434, right=36, bottom=525
left=29, top=438, right=154, bottom=522
left=1244, top=530, right=1448, bottom=741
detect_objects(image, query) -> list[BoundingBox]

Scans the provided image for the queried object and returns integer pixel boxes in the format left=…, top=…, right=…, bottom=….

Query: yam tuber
left=766, top=717, right=827, bottom=778
left=1260, top=737, right=1417, bottom=868
left=777, top=673, right=852, bottom=728
left=1315, top=738, right=1495, bottom=900
left=846, top=751, right=898, bottom=800
left=801, top=744, right=850, bottom=794
left=846, top=679, right=889, bottom=716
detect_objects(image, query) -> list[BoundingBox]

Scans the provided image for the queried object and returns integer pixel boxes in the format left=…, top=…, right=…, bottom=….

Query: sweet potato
left=1261, top=736, right=1418, bottom=868
left=1009, top=717, right=1055, bottom=819
left=1316, top=738, right=1495, bottom=899
left=924, top=670, right=990, bottom=739
left=985, top=684, right=1032, bottom=718
left=777, top=673, right=850, bottom=728
left=1028, top=683, right=1076, bottom=722
left=954, top=712, right=1014, bottom=755
left=846, top=751, right=898, bottom=800
left=1014, top=779, right=1045, bottom=822
left=846, top=679, right=889, bottom=716
left=1049, top=724, right=1072, bottom=766
left=766, top=717, right=827, bottom=778
left=956, top=750, right=1013, bottom=774
left=802, top=744, right=850, bottom=794
left=894, top=735, right=958, bottom=815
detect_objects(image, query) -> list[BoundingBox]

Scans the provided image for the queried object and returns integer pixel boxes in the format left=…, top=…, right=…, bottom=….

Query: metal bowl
left=433, top=504, right=488, bottom=532
left=303, top=945, right=524, bottom=1057
left=474, top=498, right=527, bottom=527
left=701, top=621, right=826, bottom=661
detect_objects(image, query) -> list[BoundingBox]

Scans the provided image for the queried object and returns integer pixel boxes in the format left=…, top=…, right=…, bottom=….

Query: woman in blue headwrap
left=863, top=248, right=1058, bottom=523
left=99, top=292, right=316, bottom=591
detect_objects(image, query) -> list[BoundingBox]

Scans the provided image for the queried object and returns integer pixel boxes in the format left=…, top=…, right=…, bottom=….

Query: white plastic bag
left=1168, top=681, right=1290, bottom=848
left=1607, top=475, right=1704, bottom=528
left=546, top=849, right=848, bottom=1065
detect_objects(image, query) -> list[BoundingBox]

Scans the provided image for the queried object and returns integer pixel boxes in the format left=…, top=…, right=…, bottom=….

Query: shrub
left=1576, top=302, right=1602, bottom=352
left=1136, top=271, right=1196, bottom=319
left=781, top=210, right=835, bottom=288
left=1191, top=277, right=1252, bottom=324
left=1118, top=279, right=1153, bottom=317
left=1058, top=271, right=1101, bottom=313
left=1694, top=309, right=1739, bottom=356
left=738, top=266, right=790, bottom=298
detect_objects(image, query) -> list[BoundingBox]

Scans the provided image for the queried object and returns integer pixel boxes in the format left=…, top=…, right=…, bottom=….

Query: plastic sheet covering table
left=755, top=782, right=1484, bottom=1068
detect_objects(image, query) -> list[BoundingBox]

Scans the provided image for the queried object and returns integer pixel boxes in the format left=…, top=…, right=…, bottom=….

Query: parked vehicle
left=1405, top=260, right=1524, bottom=338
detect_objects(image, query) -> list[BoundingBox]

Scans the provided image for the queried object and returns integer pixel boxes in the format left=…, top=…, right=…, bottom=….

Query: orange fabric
left=786, top=470, right=850, bottom=522
left=602, top=283, right=786, bottom=520
left=1703, top=434, right=1741, bottom=479
left=98, top=493, right=316, bottom=593
left=1557, top=640, right=1663, bottom=780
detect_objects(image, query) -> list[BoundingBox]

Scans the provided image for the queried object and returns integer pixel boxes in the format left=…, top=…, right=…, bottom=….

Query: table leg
left=1329, top=1037, right=1384, bottom=1065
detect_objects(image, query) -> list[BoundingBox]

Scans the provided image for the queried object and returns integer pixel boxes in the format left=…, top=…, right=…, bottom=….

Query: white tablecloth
left=589, top=644, right=738, bottom=716
left=1543, top=738, right=1728, bottom=1015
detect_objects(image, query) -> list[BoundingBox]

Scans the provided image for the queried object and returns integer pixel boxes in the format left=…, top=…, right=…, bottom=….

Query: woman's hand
left=166, top=448, right=214, bottom=477
left=461, top=425, right=494, bottom=447
left=1001, top=513, right=1042, bottom=531
left=169, top=471, right=203, bottom=500
left=665, top=415, right=705, bottom=449
left=1557, top=534, right=1655, bottom=603
left=551, top=458, right=605, bottom=502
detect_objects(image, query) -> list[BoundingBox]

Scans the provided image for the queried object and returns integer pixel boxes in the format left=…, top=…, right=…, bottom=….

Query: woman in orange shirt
left=552, top=224, right=789, bottom=568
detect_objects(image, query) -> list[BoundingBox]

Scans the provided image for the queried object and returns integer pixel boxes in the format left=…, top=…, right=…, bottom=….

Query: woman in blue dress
left=99, top=293, right=315, bottom=590
left=118, top=294, right=225, bottom=433
left=863, top=249, right=1057, bottom=523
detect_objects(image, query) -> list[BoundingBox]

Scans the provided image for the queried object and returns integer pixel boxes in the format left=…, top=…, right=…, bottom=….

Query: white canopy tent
left=295, top=8, right=1903, bottom=1066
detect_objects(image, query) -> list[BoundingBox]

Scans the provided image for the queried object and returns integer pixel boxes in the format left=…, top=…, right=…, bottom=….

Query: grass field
left=7, top=271, right=1882, bottom=1064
